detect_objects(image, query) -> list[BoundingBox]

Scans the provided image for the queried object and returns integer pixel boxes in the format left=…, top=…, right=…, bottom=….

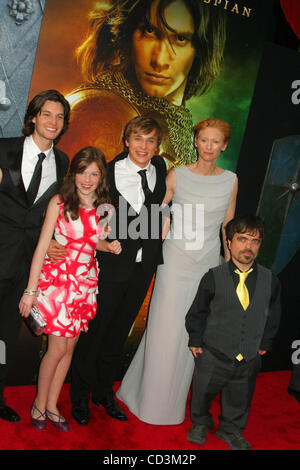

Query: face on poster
left=29, top=0, right=272, bottom=171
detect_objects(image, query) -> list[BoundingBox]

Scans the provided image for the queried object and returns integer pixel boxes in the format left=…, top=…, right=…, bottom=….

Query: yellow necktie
left=234, top=268, right=253, bottom=310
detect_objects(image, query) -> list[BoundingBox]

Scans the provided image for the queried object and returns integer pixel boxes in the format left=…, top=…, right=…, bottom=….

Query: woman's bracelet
left=23, top=288, right=37, bottom=296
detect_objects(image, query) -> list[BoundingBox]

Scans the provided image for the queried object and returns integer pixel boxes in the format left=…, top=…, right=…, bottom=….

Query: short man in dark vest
left=185, top=215, right=281, bottom=450
left=0, top=90, right=70, bottom=422
left=70, top=116, right=167, bottom=425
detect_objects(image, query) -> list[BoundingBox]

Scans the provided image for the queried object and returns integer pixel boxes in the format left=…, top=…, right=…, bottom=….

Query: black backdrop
left=236, top=2, right=300, bottom=371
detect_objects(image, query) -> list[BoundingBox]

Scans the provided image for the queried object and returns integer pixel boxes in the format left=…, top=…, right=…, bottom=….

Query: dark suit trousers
left=71, top=262, right=154, bottom=404
left=190, top=348, right=261, bottom=433
left=0, top=259, right=29, bottom=402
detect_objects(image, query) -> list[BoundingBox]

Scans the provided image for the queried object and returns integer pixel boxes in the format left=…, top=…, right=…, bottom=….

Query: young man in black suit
left=0, top=89, right=70, bottom=422
left=71, top=116, right=167, bottom=425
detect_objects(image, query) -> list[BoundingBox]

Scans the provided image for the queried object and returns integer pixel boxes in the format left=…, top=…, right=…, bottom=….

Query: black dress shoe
left=216, top=429, right=251, bottom=450
left=71, top=400, right=90, bottom=426
left=0, top=404, right=21, bottom=423
left=287, top=387, right=300, bottom=403
left=92, top=395, right=128, bottom=421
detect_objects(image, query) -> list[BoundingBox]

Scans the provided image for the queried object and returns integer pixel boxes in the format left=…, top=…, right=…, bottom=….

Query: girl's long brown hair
left=59, top=146, right=111, bottom=220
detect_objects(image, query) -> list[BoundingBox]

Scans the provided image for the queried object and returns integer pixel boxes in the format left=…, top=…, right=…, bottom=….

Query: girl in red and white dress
left=19, top=146, right=121, bottom=431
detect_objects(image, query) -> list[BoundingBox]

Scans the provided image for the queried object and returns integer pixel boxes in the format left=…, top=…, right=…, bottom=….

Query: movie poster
left=29, top=1, right=274, bottom=170
left=7, top=0, right=275, bottom=383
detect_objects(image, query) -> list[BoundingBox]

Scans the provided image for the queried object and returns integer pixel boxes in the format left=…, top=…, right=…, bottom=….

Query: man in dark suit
left=185, top=215, right=281, bottom=450
left=0, top=89, right=70, bottom=422
left=71, top=116, right=167, bottom=424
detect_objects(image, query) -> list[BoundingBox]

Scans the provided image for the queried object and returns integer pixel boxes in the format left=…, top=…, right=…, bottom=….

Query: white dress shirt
left=21, top=135, right=57, bottom=202
left=115, top=155, right=156, bottom=261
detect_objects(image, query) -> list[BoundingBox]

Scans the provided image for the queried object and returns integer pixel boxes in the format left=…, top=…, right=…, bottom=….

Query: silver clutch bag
left=25, top=305, right=47, bottom=336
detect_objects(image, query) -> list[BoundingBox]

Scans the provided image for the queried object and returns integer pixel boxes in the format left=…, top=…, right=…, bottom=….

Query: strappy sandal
left=46, top=409, right=70, bottom=432
left=31, top=402, right=46, bottom=430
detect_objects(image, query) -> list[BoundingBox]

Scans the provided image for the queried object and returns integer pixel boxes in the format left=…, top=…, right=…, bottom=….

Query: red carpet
left=0, top=371, right=299, bottom=451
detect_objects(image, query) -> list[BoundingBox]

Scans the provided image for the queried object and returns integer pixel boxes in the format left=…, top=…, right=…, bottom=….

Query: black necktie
left=138, top=169, right=152, bottom=202
left=26, top=152, right=46, bottom=205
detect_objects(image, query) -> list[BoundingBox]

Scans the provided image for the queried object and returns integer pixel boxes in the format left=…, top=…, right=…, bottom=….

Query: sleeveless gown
left=117, top=166, right=236, bottom=424
left=37, top=203, right=102, bottom=338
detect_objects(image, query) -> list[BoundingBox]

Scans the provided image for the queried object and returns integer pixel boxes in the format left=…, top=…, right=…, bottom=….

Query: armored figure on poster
left=60, top=0, right=227, bottom=167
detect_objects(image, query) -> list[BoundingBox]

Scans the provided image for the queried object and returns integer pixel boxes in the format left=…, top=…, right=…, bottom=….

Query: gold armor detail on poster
left=65, top=72, right=197, bottom=169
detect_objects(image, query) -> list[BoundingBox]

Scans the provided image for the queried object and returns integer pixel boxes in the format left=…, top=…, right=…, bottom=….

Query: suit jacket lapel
left=33, top=181, right=57, bottom=208
left=149, top=157, right=162, bottom=200
left=108, top=153, right=137, bottom=213
left=54, top=147, right=65, bottom=183
left=7, top=138, right=28, bottom=207
left=108, top=158, right=121, bottom=203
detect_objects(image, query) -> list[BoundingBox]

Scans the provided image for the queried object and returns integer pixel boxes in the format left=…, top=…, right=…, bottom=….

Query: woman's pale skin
left=18, top=162, right=121, bottom=422
left=162, top=125, right=238, bottom=262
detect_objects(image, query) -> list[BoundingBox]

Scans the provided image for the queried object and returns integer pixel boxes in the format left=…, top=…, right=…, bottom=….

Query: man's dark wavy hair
left=225, top=215, right=265, bottom=242
left=22, top=89, right=71, bottom=144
